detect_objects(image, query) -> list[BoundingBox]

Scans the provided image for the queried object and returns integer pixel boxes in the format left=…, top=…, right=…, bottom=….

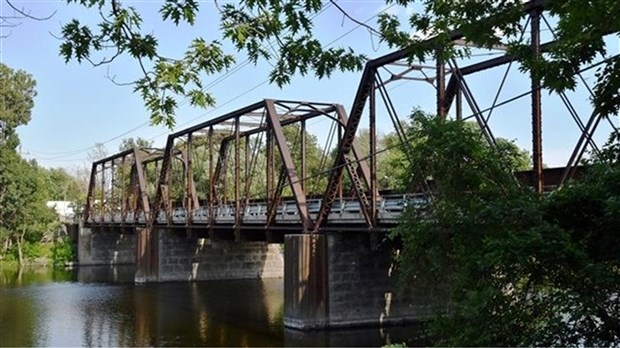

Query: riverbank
left=0, top=238, right=76, bottom=270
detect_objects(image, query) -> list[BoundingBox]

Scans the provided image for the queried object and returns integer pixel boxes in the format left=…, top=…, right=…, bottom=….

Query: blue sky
left=1, top=0, right=618, bottom=171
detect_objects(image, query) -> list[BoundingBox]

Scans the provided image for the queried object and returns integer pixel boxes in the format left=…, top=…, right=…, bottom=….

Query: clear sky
left=1, top=0, right=618, bottom=172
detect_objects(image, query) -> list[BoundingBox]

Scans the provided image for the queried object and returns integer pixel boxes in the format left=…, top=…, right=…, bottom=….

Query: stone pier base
left=284, top=233, right=439, bottom=329
left=140, top=228, right=284, bottom=282
left=79, top=226, right=284, bottom=282
left=78, top=226, right=136, bottom=265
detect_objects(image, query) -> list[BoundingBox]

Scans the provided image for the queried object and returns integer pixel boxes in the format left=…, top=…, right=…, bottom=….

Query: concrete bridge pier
left=135, top=228, right=284, bottom=282
left=284, top=233, right=439, bottom=329
left=78, top=226, right=284, bottom=282
left=78, top=225, right=136, bottom=266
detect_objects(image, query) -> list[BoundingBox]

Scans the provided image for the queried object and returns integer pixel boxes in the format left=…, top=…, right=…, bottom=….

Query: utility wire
left=27, top=0, right=335, bottom=159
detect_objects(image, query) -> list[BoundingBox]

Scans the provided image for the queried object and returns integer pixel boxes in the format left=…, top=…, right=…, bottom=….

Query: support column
left=78, top=224, right=136, bottom=266
left=284, top=233, right=444, bottom=329
left=284, top=234, right=328, bottom=329
left=531, top=8, right=544, bottom=194
left=135, top=227, right=159, bottom=282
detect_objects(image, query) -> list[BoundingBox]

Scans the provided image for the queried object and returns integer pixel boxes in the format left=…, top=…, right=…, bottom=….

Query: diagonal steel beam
left=133, top=148, right=151, bottom=221
left=84, top=162, right=97, bottom=223
left=265, top=99, right=314, bottom=232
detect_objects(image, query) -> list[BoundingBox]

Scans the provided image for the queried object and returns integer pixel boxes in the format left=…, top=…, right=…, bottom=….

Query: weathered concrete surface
left=80, top=226, right=284, bottom=282
left=284, top=233, right=442, bottom=329
left=78, top=226, right=136, bottom=266
left=156, top=228, right=284, bottom=282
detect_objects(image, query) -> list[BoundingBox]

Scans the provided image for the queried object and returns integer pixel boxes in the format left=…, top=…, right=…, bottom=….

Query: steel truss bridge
left=83, top=0, right=617, bottom=238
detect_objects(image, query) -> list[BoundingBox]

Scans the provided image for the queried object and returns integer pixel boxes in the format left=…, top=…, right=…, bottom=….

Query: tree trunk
left=16, top=227, right=26, bottom=267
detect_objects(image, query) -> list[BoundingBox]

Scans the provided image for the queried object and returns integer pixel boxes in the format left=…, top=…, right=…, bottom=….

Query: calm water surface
left=0, top=266, right=425, bottom=347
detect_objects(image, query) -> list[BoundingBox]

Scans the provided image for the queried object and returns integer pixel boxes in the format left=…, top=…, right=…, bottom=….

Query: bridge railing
left=85, top=193, right=427, bottom=228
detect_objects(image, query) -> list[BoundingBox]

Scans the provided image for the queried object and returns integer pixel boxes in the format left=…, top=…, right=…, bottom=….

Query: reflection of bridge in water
left=78, top=0, right=614, bottom=330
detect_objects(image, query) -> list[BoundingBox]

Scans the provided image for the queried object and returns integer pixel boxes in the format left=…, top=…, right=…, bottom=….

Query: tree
left=390, top=113, right=619, bottom=345
left=59, top=0, right=364, bottom=128
left=118, top=137, right=154, bottom=151
left=0, top=63, right=36, bottom=148
left=495, top=137, right=531, bottom=171
left=44, top=167, right=83, bottom=201
left=87, top=142, right=108, bottom=161
left=0, top=64, right=60, bottom=265
left=59, top=1, right=619, bottom=127
left=0, top=150, right=58, bottom=265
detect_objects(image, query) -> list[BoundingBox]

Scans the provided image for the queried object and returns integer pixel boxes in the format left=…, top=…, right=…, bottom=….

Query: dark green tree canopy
left=390, top=115, right=619, bottom=346
left=59, top=0, right=620, bottom=127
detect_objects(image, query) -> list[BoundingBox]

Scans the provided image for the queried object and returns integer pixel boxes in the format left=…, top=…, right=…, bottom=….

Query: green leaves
left=391, top=115, right=620, bottom=346
left=160, top=0, right=199, bottom=25
left=59, top=0, right=619, bottom=128
left=59, top=0, right=368, bottom=127
left=0, top=64, right=37, bottom=149
left=59, top=20, right=94, bottom=63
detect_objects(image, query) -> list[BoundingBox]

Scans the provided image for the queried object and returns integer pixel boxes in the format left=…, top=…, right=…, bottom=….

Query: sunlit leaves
left=60, top=0, right=619, bottom=127
left=61, top=0, right=366, bottom=127
left=160, top=0, right=199, bottom=25
left=59, top=20, right=94, bottom=63
left=0, top=64, right=36, bottom=148
left=592, top=56, right=620, bottom=118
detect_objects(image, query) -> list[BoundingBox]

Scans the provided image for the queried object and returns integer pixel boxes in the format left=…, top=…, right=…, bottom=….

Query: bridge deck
left=85, top=193, right=425, bottom=231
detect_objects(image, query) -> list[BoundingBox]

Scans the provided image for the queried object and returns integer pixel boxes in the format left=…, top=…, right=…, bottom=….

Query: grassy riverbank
left=0, top=239, right=76, bottom=269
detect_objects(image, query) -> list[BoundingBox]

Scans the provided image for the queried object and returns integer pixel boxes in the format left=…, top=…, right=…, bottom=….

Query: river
left=0, top=265, right=426, bottom=347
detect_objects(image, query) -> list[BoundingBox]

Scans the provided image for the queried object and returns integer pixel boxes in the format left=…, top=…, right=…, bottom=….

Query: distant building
left=46, top=201, right=76, bottom=222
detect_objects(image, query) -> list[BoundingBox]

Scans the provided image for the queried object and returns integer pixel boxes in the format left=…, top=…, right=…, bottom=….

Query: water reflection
left=0, top=266, right=424, bottom=347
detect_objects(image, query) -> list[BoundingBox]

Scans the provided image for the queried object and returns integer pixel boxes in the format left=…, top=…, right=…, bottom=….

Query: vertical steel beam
left=120, top=155, right=126, bottom=223
left=267, top=129, right=274, bottom=201
left=128, top=165, right=138, bottom=214
left=186, top=133, right=197, bottom=225
left=531, top=8, right=544, bottom=194
left=110, top=161, right=115, bottom=216
left=301, top=119, right=307, bottom=193
left=219, top=141, right=229, bottom=205
left=100, top=164, right=105, bottom=224
left=436, top=48, right=447, bottom=120
left=208, top=126, right=215, bottom=232
left=337, top=124, right=343, bottom=201
left=235, top=116, right=241, bottom=232
left=369, top=78, right=377, bottom=226
left=245, top=134, right=251, bottom=203
left=265, top=100, right=314, bottom=232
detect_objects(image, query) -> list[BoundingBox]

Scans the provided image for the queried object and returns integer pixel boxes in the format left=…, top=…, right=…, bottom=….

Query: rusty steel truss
left=84, top=0, right=616, bottom=239
left=84, top=148, right=164, bottom=226
left=148, top=99, right=375, bottom=234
